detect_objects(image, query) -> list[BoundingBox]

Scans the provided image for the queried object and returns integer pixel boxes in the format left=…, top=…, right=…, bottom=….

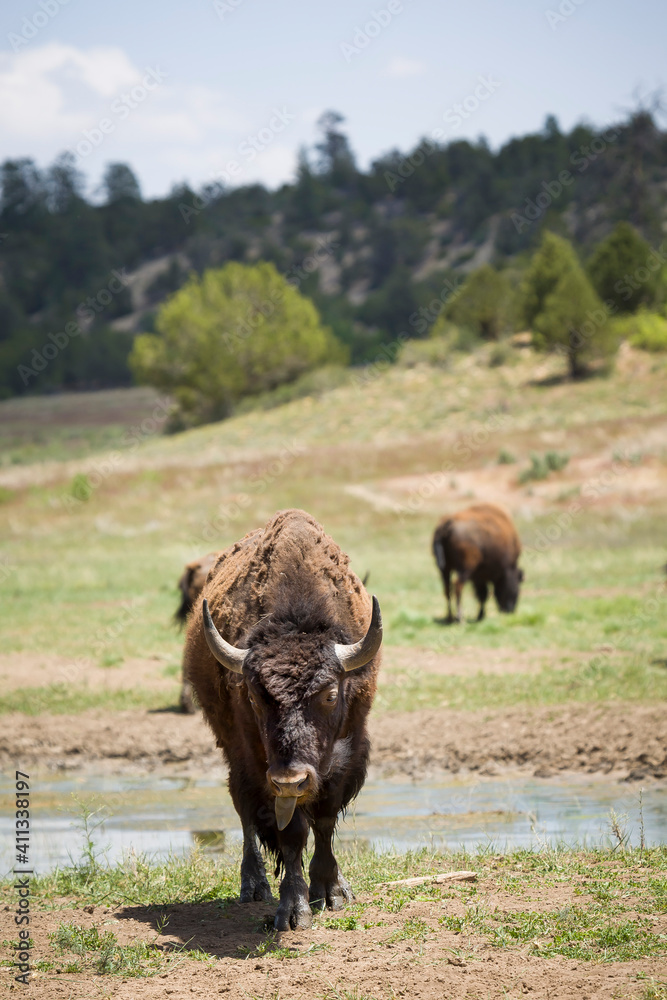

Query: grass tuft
left=49, top=921, right=194, bottom=977
left=519, top=450, right=570, bottom=484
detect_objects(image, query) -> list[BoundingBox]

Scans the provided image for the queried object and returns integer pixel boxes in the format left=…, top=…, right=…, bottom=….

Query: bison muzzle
left=184, top=509, right=382, bottom=931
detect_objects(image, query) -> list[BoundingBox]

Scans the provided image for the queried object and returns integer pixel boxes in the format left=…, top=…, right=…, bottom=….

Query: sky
left=0, top=0, right=665, bottom=200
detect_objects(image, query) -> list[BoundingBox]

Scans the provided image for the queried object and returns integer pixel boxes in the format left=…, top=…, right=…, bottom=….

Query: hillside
left=0, top=341, right=665, bottom=675
left=2, top=109, right=667, bottom=396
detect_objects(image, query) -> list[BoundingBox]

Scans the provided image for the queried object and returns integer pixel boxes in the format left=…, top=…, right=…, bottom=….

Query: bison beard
left=184, top=509, right=382, bottom=931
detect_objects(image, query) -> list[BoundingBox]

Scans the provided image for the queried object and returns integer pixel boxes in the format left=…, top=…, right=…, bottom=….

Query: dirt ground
left=2, top=647, right=666, bottom=997
left=3, top=646, right=666, bottom=782
left=2, top=697, right=666, bottom=783
left=2, top=868, right=665, bottom=1000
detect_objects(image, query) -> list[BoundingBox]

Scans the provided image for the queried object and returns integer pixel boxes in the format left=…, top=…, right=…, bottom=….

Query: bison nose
left=267, top=768, right=313, bottom=798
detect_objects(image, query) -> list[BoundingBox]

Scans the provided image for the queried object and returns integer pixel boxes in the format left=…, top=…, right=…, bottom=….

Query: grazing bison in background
left=184, top=509, right=383, bottom=930
left=432, top=502, right=523, bottom=622
left=174, top=552, right=218, bottom=713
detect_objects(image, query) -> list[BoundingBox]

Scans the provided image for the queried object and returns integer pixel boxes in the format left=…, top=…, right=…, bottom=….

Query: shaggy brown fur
left=184, top=509, right=381, bottom=931
left=432, top=502, right=523, bottom=622
left=174, top=552, right=218, bottom=713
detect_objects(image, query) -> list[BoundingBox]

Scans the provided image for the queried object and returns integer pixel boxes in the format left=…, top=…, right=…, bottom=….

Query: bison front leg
left=239, top=820, right=272, bottom=904
left=473, top=581, right=488, bottom=621
left=308, top=816, right=354, bottom=912
left=274, top=810, right=311, bottom=931
left=454, top=575, right=466, bottom=622
left=443, top=570, right=455, bottom=623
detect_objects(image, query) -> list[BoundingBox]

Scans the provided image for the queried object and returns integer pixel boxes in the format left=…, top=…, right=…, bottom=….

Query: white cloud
left=0, top=42, right=299, bottom=196
left=385, top=56, right=427, bottom=78
left=0, top=43, right=142, bottom=140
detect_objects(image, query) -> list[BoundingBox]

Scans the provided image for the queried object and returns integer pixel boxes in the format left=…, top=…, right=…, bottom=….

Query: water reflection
left=0, top=771, right=664, bottom=873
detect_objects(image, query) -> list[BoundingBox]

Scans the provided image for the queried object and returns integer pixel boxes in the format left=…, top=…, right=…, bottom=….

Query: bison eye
left=246, top=689, right=262, bottom=712
left=318, top=685, right=339, bottom=707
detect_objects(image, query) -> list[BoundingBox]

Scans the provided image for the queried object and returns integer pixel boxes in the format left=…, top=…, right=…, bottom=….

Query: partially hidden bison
left=432, top=502, right=523, bottom=622
left=183, top=509, right=383, bottom=930
left=175, top=551, right=218, bottom=713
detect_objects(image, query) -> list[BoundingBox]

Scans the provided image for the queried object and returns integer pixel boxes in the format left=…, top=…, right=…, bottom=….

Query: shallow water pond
left=1, top=770, right=664, bottom=873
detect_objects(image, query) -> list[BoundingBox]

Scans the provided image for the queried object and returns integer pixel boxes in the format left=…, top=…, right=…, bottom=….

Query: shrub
left=612, top=311, right=667, bottom=352
left=70, top=473, right=92, bottom=502
left=488, top=341, right=512, bottom=367
left=130, top=261, right=346, bottom=428
left=519, top=451, right=569, bottom=483
left=396, top=336, right=452, bottom=368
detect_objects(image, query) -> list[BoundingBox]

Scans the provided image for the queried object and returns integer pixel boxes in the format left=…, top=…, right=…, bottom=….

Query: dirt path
left=2, top=700, right=665, bottom=781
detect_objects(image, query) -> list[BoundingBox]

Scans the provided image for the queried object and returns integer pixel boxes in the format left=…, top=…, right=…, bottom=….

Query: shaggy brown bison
left=175, top=552, right=218, bottom=713
left=184, top=509, right=383, bottom=930
left=432, top=502, right=523, bottom=622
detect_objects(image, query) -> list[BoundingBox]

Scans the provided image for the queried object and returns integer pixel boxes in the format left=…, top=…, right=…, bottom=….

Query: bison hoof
left=274, top=889, right=312, bottom=931
left=309, top=874, right=354, bottom=911
left=240, top=875, right=272, bottom=904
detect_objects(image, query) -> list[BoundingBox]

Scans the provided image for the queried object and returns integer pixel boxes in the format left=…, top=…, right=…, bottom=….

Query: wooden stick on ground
left=380, top=870, right=477, bottom=889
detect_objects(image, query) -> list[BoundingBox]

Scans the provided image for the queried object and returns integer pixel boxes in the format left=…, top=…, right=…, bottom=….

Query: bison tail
left=433, top=538, right=446, bottom=572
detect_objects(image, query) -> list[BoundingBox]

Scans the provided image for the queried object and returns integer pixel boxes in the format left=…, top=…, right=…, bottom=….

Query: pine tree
left=523, top=232, right=617, bottom=377
left=587, top=221, right=656, bottom=313
left=446, top=265, right=514, bottom=340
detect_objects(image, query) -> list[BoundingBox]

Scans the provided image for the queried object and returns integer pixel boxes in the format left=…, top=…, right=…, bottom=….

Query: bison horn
left=202, top=599, right=246, bottom=674
left=335, top=595, right=383, bottom=672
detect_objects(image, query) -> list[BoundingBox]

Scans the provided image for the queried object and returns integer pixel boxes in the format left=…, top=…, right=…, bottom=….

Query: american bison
left=175, top=552, right=218, bottom=713
left=432, top=502, right=523, bottom=622
left=184, top=509, right=383, bottom=930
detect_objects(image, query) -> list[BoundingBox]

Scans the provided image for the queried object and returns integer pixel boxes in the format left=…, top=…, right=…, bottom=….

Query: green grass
left=237, top=937, right=330, bottom=960
left=0, top=683, right=178, bottom=716
left=384, top=916, right=431, bottom=945
left=0, top=352, right=665, bottom=716
left=441, top=903, right=665, bottom=962
left=20, top=847, right=242, bottom=910
left=50, top=922, right=160, bottom=976
left=322, top=913, right=361, bottom=931
left=376, top=653, right=667, bottom=713
left=637, top=978, right=667, bottom=1000
left=10, top=841, right=664, bottom=914
left=46, top=919, right=214, bottom=977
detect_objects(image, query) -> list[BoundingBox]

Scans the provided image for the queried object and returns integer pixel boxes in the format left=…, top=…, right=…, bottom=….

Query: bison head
left=494, top=565, right=524, bottom=613
left=202, top=595, right=382, bottom=829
